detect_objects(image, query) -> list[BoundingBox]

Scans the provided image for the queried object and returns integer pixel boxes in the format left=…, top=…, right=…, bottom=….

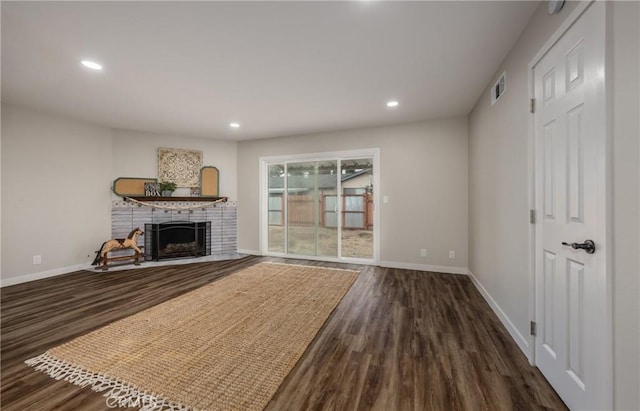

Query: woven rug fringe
left=25, top=352, right=189, bottom=411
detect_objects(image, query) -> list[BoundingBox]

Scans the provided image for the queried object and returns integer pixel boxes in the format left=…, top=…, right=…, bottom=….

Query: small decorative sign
left=144, top=183, right=161, bottom=197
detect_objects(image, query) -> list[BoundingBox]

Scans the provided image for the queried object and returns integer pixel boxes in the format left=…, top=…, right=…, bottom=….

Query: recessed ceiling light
left=229, top=122, right=240, bottom=128
left=386, top=100, right=399, bottom=108
left=81, top=60, right=103, bottom=70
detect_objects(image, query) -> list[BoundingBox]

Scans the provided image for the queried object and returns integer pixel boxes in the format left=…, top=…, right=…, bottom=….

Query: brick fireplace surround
left=110, top=200, right=237, bottom=260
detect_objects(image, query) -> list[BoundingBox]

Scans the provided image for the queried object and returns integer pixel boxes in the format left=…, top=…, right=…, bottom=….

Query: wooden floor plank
left=1, top=257, right=566, bottom=410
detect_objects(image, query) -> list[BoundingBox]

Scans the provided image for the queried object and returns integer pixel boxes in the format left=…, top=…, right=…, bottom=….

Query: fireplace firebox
left=145, top=221, right=211, bottom=261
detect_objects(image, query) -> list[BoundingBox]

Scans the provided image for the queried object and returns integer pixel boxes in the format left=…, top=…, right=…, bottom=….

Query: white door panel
left=534, top=2, right=610, bottom=409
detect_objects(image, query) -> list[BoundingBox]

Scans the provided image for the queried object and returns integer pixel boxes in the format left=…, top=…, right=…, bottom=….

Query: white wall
left=1, top=105, right=113, bottom=283
left=1, top=106, right=240, bottom=285
left=237, top=117, right=469, bottom=271
left=111, top=129, right=238, bottom=201
left=610, top=2, right=640, bottom=409
left=469, top=1, right=639, bottom=408
left=1, top=107, right=3, bottom=278
left=469, top=1, right=580, bottom=350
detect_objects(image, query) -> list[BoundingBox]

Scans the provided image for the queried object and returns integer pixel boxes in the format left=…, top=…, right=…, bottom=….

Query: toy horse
left=92, top=227, right=144, bottom=266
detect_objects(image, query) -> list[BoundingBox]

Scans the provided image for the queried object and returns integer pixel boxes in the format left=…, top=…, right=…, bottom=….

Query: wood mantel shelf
left=126, top=196, right=228, bottom=202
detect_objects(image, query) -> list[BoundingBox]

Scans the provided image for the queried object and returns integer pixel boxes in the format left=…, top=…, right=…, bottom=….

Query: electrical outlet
left=420, top=248, right=427, bottom=257
left=32, top=255, right=42, bottom=265
left=449, top=250, right=455, bottom=259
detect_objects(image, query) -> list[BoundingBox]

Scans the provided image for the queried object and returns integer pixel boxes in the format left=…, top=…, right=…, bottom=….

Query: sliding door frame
left=259, top=148, right=380, bottom=265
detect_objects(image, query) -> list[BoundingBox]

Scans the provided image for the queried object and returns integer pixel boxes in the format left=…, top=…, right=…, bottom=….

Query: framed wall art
left=200, top=166, right=219, bottom=197
left=157, top=147, right=203, bottom=187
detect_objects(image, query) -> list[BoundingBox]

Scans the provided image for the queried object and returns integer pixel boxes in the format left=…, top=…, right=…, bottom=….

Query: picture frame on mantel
left=113, top=177, right=158, bottom=197
left=200, top=166, right=219, bottom=197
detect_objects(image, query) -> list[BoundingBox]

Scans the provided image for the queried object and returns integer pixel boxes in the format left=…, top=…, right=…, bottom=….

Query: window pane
left=268, top=211, right=282, bottom=225
left=287, top=161, right=337, bottom=257
left=325, top=213, right=338, bottom=228
left=268, top=195, right=282, bottom=210
left=345, top=214, right=364, bottom=228
left=268, top=164, right=285, bottom=253
left=345, top=196, right=364, bottom=211
left=341, top=158, right=373, bottom=259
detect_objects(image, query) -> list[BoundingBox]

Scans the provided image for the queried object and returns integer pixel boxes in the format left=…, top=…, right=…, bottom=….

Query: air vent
left=491, top=72, right=506, bottom=106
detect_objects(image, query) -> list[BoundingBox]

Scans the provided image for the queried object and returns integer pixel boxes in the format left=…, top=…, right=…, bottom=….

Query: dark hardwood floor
left=1, top=256, right=567, bottom=410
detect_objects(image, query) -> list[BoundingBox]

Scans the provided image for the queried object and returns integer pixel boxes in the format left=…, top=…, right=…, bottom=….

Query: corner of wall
left=467, top=269, right=533, bottom=361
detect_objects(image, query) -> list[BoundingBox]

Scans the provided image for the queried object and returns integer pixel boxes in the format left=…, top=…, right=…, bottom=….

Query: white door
left=534, top=2, right=610, bottom=410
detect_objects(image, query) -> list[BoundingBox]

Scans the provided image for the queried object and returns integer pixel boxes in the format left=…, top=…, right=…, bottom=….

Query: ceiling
left=2, top=1, right=539, bottom=141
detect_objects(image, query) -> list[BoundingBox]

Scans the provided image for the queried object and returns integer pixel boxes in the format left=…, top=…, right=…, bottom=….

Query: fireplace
left=145, top=221, right=211, bottom=261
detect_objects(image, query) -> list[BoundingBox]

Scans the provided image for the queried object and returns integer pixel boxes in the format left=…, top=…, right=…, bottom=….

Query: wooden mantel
left=126, top=196, right=228, bottom=202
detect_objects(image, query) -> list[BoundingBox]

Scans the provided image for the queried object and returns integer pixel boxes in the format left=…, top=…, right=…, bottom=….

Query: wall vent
left=491, top=72, right=506, bottom=106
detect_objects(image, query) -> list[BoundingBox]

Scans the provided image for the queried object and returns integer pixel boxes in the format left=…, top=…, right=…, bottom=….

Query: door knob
left=561, top=239, right=596, bottom=254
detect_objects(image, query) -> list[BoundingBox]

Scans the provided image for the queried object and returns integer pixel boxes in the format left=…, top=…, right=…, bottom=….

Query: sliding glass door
left=267, top=164, right=286, bottom=253
left=263, top=150, right=378, bottom=263
left=340, top=158, right=373, bottom=259
left=285, top=161, right=337, bottom=257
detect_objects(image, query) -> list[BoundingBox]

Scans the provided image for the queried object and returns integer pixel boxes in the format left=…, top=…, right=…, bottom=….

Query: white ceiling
left=2, top=1, right=539, bottom=141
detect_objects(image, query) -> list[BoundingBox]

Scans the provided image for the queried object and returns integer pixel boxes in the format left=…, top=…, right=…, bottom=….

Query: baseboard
left=1, top=263, right=90, bottom=288
left=467, top=269, right=531, bottom=358
left=379, top=260, right=468, bottom=275
left=237, top=249, right=261, bottom=256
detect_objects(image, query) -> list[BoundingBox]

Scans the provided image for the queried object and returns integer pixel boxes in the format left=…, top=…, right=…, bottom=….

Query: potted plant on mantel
left=159, top=181, right=177, bottom=197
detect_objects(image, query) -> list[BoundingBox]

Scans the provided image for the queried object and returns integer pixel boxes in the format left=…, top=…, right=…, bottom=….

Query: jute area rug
left=26, top=262, right=359, bottom=411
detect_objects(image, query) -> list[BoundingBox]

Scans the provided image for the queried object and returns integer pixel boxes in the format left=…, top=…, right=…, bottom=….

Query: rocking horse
left=92, top=227, right=144, bottom=270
